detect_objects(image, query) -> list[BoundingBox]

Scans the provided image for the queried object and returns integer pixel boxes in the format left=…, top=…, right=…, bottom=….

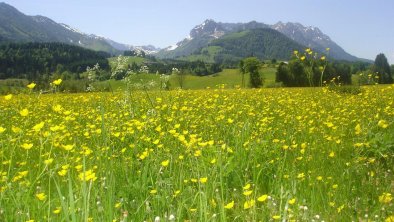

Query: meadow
left=92, top=68, right=278, bottom=92
left=0, top=84, right=393, bottom=221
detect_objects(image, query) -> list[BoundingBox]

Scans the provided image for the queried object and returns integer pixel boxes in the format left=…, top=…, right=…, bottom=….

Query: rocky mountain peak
left=271, top=22, right=331, bottom=42
left=190, top=19, right=225, bottom=39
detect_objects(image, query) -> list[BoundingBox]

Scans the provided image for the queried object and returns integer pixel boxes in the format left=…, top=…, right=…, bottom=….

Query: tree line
left=0, top=42, right=110, bottom=81
left=239, top=50, right=392, bottom=88
left=276, top=50, right=392, bottom=87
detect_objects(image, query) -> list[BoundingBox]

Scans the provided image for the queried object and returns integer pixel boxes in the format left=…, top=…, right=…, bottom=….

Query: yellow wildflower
left=378, top=120, right=388, bottom=129
left=173, top=190, right=181, bottom=197
left=243, top=190, right=253, bottom=196
left=224, top=200, right=234, bottom=209
left=21, top=143, right=33, bottom=150
left=337, top=204, right=345, bottom=213
left=257, top=194, right=268, bottom=202
left=27, top=82, right=36, bottom=89
left=78, top=169, right=97, bottom=182
left=52, top=104, right=63, bottom=112
left=53, top=207, right=61, bottom=214
left=32, top=122, right=45, bottom=132
left=243, top=183, right=251, bottom=190
left=379, top=192, right=392, bottom=204
left=20, top=108, right=29, bottom=117
left=53, top=79, right=62, bottom=86
left=44, top=158, right=54, bottom=165
left=355, top=124, right=362, bottom=135
left=297, top=172, right=305, bottom=179
left=58, top=169, right=67, bottom=177
left=272, top=215, right=281, bottom=220
left=199, top=177, right=208, bottom=183
left=194, top=150, right=201, bottom=157
left=11, top=126, right=22, bottom=133
left=35, top=192, right=46, bottom=201
left=4, top=94, right=12, bottom=100
left=62, top=144, right=74, bottom=151
left=243, top=200, right=255, bottom=209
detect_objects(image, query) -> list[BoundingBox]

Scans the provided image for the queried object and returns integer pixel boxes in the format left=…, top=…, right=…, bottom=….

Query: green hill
left=179, top=28, right=305, bottom=64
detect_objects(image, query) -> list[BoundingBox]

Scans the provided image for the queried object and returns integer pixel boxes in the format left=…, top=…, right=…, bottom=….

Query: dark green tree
left=373, top=53, right=392, bottom=84
left=391, top=65, right=394, bottom=76
left=271, top=58, right=277, bottom=65
left=289, top=60, right=308, bottom=87
left=275, top=62, right=290, bottom=86
left=241, top=57, right=263, bottom=88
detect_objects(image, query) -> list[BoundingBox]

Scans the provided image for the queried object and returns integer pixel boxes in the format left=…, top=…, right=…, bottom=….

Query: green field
left=0, top=84, right=393, bottom=221
left=89, top=68, right=278, bottom=92
left=0, top=67, right=276, bottom=93
left=170, top=68, right=277, bottom=89
left=108, top=56, right=147, bottom=66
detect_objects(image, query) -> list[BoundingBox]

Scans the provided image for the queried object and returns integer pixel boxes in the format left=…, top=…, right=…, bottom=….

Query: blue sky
left=4, top=0, right=394, bottom=64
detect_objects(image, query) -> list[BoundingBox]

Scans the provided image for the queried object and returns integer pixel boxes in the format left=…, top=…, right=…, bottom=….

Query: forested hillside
left=210, top=28, right=305, bottom=63
left=0, top=42, right=110, bottom=80
left=178, top=28, right=306, bottom=65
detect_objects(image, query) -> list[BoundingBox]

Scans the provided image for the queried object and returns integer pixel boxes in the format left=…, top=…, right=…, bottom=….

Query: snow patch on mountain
left=60, top=23, right=86, bottom=36
left=167, top=44, right=178, bottom=51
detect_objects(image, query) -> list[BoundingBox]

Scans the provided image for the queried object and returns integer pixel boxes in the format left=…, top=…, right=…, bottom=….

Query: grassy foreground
left=0, top=85, right=393, bottom=221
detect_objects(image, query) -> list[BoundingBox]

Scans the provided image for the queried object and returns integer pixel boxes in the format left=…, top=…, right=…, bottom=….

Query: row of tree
left=276, top=51, right=392, bottom=87
left=276, top=60, right=353, bottom=87
left=240, top=51, right=392, bottom=88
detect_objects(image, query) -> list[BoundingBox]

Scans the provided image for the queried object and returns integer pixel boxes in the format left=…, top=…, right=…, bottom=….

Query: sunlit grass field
left=92, top=68, right=277, bottom=92
left=0, top=85, right=393, bottom=221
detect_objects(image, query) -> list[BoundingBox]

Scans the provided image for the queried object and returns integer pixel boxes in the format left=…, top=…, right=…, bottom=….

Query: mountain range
left=157, top=19, right=361, bottom=62
left=0, top=2, right=160, bottom=55
left=0, top=2, right=365, bottom=62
